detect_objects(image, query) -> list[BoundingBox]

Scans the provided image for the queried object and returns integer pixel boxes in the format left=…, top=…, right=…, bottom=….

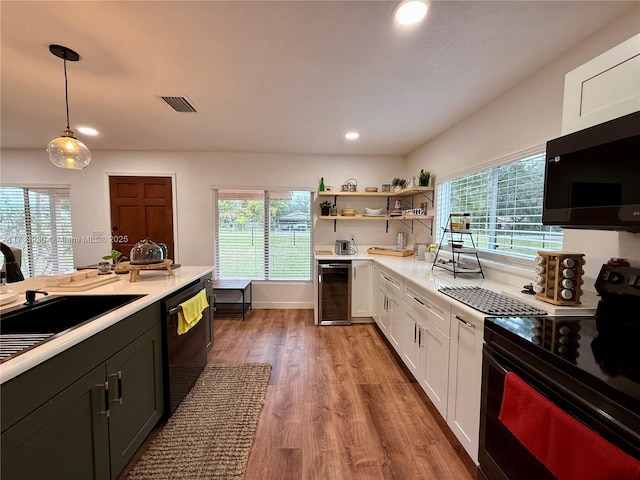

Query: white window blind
left=436, top=152, right=563, bottom=260
left=214, top=189, right=312, bottom=281
left=0, top=186, right=74, bottom=276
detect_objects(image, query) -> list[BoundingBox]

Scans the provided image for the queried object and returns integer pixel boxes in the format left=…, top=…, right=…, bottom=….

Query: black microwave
left=542, top=110, right=640, bottom=232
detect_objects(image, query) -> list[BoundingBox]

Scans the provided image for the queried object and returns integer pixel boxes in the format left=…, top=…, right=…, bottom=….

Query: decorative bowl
left=365, top=207, right=383, bottom=215
left=341, top=209, right=356, bottom=216
left=364, top=187, right=378, bottom=192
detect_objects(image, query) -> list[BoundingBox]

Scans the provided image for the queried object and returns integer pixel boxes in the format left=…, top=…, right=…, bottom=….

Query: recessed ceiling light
left=394, top=0, right=428, bottom=26
left=77, top=126, right=99, bottom=136
left=345, top=131, right=360, bottom=140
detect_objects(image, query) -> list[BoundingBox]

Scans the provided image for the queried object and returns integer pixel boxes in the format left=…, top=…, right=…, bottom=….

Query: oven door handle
left=483, top=346, right=511, bottom=376
left=167, top=305, right=183, bottom=316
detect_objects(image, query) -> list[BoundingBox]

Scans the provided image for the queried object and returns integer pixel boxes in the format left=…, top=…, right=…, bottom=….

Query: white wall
left=0, top=149, right=404, bottom=307
left=406, top=6, right=640, bottom=290
left=2, top=6, right=638, bottom=303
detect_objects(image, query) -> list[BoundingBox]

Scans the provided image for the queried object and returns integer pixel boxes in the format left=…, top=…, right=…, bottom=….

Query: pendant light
left=46, top=44, right=91, bottom=169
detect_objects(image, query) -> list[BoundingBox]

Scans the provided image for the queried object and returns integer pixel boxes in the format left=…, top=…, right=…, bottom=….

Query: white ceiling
left=0, top=1, right=635, bottom=156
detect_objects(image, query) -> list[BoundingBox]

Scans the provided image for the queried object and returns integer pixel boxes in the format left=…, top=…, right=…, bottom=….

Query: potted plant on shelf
left=391, top=177, right=408, bottom=192
left=419, top=169, right=431, bottom=187
left=319, top=201, right=332, bottom=216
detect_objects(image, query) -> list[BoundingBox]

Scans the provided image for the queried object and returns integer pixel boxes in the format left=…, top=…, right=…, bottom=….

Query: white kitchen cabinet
left=418, top=314, right=450, bottom=418
left=401, top=304, right=422, bottom=376
left=372, top=264, right=381, bottom=324
left=562, top=33, right=640, bottom=134
left=403, top=283, right=450, bottom=336
left=351, top=259, right=373, bottom=318
left=374, top=272, right=388, bottom=335
left=387, top=286, right=402, bottom=351
left=376, top=267, right=402, bottom=347
left=447, top=306, right=484, bottom=464
left=402, top=283, right=451, bottom=418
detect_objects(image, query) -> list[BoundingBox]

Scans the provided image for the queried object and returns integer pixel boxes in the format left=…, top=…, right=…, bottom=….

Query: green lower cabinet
left=107, top=326, right=164, bottom=478
left=1, top=364, right=111, bottom=480
left=0, top=320, right=164, bottom=480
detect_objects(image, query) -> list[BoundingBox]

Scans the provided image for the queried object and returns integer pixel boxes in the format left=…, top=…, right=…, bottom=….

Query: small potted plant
left=319, top=201, right=332, bottom=216
left=102, top=249, right=122, bottom=269
left=419, top=169, right=431, bottom=187
left=391, top=177, right=408, bottom=192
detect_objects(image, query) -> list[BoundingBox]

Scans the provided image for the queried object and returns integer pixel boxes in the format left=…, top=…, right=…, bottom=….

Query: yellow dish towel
left=177, top=289, right=209, bottom=335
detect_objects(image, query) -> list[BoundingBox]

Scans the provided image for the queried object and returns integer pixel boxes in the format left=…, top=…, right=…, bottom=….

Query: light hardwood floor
left=209, top=309, right=476, bottom=480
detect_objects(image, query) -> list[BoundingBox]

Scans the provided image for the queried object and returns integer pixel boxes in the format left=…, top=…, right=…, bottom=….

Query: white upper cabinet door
left=562, top=33, right=640, bottom=134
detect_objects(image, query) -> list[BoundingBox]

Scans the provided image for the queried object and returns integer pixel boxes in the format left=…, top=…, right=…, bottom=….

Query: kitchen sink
left=0, top=294, right=145, bottom=362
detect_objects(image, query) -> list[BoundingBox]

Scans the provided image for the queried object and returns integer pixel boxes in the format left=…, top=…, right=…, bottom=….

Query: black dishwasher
left=161, top=276, right=213, bottom=417
left=318, top=260, right=351, bottom=325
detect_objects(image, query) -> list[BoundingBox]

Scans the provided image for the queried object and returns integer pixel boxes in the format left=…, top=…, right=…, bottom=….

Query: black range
left=478, top=264, right=640, bottom=480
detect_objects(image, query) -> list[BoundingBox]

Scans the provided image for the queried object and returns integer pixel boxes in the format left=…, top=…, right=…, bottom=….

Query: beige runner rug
left=127, top=363, right=271, bottom=480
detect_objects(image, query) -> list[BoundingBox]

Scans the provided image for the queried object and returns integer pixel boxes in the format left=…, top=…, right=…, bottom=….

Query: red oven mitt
left=499, top=372, right=640, bottom=480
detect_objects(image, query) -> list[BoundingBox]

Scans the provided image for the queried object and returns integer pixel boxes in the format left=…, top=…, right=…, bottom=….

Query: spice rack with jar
left=533, top=251, right=585, bottom=305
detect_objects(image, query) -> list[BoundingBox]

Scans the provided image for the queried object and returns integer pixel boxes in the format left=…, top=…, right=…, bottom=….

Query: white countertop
left=0, top=266, right=214, bottom=384
left=315, top=245, right=599, bottom=317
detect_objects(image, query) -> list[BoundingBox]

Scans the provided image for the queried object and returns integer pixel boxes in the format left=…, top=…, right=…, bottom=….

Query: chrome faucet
left=24, top=290, right=48, bottom=305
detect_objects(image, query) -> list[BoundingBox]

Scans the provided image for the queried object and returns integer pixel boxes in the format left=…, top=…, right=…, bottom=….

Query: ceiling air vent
left=161, top=96, right=198, bottom=113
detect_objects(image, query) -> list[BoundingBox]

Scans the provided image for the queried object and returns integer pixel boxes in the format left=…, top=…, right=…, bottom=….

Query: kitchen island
left=0, top=266, right=214, bottom=383
left=0, top=266, right=213, bottom=480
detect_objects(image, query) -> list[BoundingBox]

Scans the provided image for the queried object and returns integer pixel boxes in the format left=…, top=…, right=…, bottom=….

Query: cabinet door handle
left=97, top=381, right=110, bottom=417
left=418, top=327, right=423, bottom=347
left=109, top=371, right=123, bottom=404
left=454, top=314, right=474, bottom=328
left=354, top=266, right=357, bottom=279
left=413, top=296, right=426, bottom=306
left=414, top=322, right=417, bottom=342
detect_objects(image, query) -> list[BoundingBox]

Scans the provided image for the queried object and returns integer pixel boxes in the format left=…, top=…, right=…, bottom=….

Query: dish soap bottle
left=319, top=177, right=325, bottom=192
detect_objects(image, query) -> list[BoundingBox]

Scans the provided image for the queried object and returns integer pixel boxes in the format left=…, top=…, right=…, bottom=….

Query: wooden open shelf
left=318, top=214, right=434, bottom=221
left=318, top=186, right=433, bottom=197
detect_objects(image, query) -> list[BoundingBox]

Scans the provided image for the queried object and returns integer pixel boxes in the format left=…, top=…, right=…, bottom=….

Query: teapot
left=130, top=238, right=165, bottom=265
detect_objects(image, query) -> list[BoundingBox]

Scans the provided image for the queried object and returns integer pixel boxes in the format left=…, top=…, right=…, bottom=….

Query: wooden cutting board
left=367, top=247, right=413, bottom=257
left=50, top=275, right=120, bottom=291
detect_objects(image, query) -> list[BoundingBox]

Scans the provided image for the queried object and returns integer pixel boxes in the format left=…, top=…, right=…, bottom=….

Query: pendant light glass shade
left=47, top=128, right=92, bottom=169
left=46, top=44, right=91, bottom=169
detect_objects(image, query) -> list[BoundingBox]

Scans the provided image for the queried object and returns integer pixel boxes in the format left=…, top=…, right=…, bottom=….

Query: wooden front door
left=109, top=176, right=175, bottom=261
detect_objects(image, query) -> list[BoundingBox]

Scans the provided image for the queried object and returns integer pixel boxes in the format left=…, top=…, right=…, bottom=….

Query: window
left=214, top=189, right=312, bottom=281
left=0, top=186, right=74, bottom=277
left=436, top=151, right=563, bottom=261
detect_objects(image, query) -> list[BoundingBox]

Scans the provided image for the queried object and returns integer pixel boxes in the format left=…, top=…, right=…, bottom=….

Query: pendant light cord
left=63, top=57, right=70, bottom=130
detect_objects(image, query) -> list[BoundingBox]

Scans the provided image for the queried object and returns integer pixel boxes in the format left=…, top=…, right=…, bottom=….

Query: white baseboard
left=251, top=301, right=315, bottom=309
